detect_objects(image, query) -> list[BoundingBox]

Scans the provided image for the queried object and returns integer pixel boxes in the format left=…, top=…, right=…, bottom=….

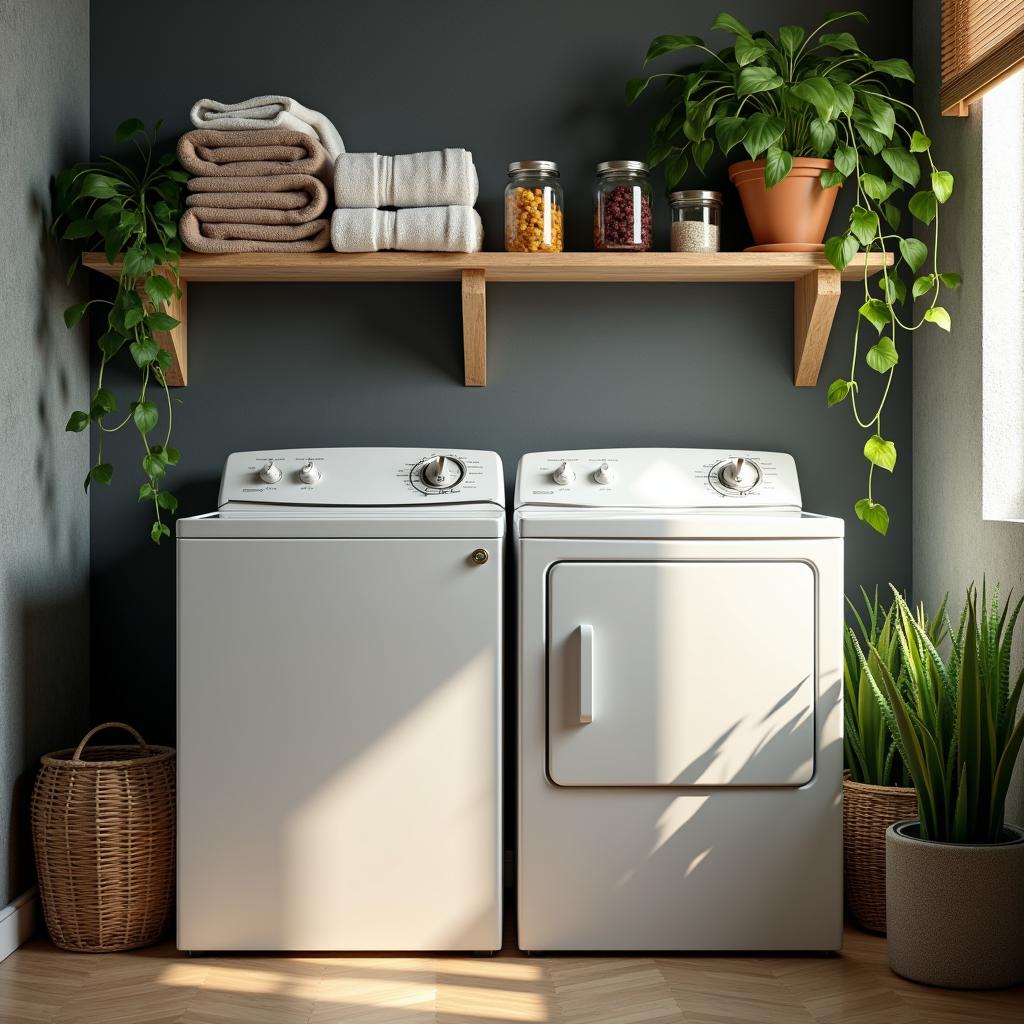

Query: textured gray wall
left=913, top=0, right=1024, bottom=823
left=0, top=0, right=91, bottom=906
left=88, top=0, right=912, bottom=737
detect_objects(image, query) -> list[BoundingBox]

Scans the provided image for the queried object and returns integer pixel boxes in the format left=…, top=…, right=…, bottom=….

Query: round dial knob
left=299, top=461, right=322, bottom=485
left=717, top=457, right=760, bottom=492
left=259, top=461, right=282, bottom=484
left=594, top=463, right=615, bottom=485
left=553, top=461, right=575, bottom=486
left=422, top=455, right=465, bottom=489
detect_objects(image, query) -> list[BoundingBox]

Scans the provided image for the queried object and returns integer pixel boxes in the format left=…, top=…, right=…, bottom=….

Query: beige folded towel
left=185, top=175, right=328, bottom=224
left=177, top=129, right=329, bottom=181
left=179, top=210, right=330, bottom=253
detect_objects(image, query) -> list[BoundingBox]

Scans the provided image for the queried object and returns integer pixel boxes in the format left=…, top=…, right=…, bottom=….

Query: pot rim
left=842, top=770, right=916, bottom=797
left=729, top=157, right=835, bottom=171
left=888, top=818, right=1024, bottom=848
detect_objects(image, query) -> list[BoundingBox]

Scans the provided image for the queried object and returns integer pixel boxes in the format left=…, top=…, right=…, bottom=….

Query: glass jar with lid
left=669, top=190, right=722, bottom=252
left=505, top=161, right=564, bottom=252
left=593, top=160, right=653, bottom=251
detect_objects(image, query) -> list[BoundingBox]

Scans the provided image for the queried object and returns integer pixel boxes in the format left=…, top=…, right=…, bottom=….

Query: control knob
left=594, top=463, right=614, bottom=485
left=258, top=461, right=282, bottom=484
left=553, top=461, right=575, bottom=486
left=422, top=455, right=465, bottom=489
left=299, top=461, right=322, bottom=485
left=717, top=457, right=760, bottom=492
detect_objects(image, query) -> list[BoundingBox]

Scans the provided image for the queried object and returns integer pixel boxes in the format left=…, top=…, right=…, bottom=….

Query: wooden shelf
left=83, top=250, right=892, bottom=387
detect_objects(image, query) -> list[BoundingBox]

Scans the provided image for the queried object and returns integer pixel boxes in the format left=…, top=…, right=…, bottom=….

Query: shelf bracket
left=135, top=267, right=188, bottom=386
left=461, top=268, right=487, bottom=386
left=793, top=268, right=841, bottom=387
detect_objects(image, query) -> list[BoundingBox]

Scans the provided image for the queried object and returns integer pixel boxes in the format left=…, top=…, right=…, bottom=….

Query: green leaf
left=145, top=311, right=180, bottom=332
left=97, top=329, right=126, bottom=358
left=820, top=169, right=844, bottom=188
left=861, top=93, right=896, bottom=138
left=65, top=410, right=89, bottom=432
left=872, top=58, right=915, bottom=82
left=138, top=482, right=154, bottom=501
left=132, top=400, right=159, bottom=435
left=909, top=130, right=931, bottom=153
left=742, top=112, right=785, bottom=159
left=124, top=307, right=144, bottom=329
left=791, top=77, right=836, bottom=120
left=819, top=31, right=860, bottom=51
left=644, top=34, right=705, bottom=64
left=710, top=12, right=751, bottom=36
left=734, top=35, right=767, bottom=65
left=864, top=434, right=898, bottom=472
left=62, top=218, right=95, bottom=240
left=860, top=173, right=889, bottom=201
left=859, top=298, right=891, bottom=332
left=153, top=348, right=174, bottom=371
left=900, top=236, right=928, bottom=273
left=89, top=463, right=114, bottom=488
left=924, top=306, right=952, bottom=331
left=882, top=202, right=902, bottom=230
left=692, top=138, right=713, bottom=173
left=855, top=498, right=890, bottom=536
left=144, top=274, right=174, bottom=304
left=63, top=302, right=90, bottom=328
left=151, top=521, right=171, bottom=544
left=883, top=275, right=906, bottom=304
left=850, top=205, right=879, bottom=246
left=913, top=273, right=937, bottom=298
left=79, top=173, right=119, bottom=199
left=764, top=145, right=793, bottom=188
left=647, top=139, right=673, bottom=168
left=827, top=379, right=852, bottom=406
left=123, top=247, right=155, bottom=278
left=809, top=118, right=837, bottom=156
left=855, top=122, right=887, bottom=154
left=114, top=117, right=145, bottom=143
left=92, top=386, right=117, bottom=415
left=833, top=81, right=855, bottom=116
left=156, top=491, right=179, bottom=513
left=825, top=233, right=859, bottom=270
left=834, top=143, right=856, bottom=177
left=881, top=147, right=920, bottom=186
left=737, top=66, right=783, bottom=97
left=625, top=77, right=650, bottom=104
left=142, top=453, right=167, bottom=480
left=940, top=271, right=962, bottom=289
left=162, top=445, right=181, bottom=465
left=866, top=336, right=899, bottom=373
left=909, top=189, right=938, bottom=224
left=779, top=25, right=805, bottom=54
left=664, top=150, right=689, bottom=189
left=64, top=254, right=80, bottom=287
left=715, top=116, right=747, bottom=154
left=931, top=169, right=954, bottom=203
left=129, top=338, right=159, bottom=367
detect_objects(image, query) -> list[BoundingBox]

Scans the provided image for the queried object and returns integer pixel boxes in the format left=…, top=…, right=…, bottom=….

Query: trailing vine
left=54, top=119, right=186, bottom=543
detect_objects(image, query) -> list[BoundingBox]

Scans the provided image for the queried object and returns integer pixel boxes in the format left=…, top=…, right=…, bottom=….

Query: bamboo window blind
left=942, top=0, right=1024, bottom=114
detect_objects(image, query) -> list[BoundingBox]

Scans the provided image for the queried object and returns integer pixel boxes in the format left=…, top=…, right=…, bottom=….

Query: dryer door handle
left=577, top=624, right=594, bottom=724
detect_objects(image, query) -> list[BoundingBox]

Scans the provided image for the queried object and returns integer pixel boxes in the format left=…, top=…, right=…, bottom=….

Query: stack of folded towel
left=178, top=96, right=344, bottom=254
left=331, top=148, right=483, bottom=253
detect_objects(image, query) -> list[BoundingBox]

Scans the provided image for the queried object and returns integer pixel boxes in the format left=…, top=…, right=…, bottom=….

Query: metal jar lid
left=669, top=189, right=723, bottom=205
left=596, top=159, right=649, bottom=175
left=508, top=160, right=559, bottom=175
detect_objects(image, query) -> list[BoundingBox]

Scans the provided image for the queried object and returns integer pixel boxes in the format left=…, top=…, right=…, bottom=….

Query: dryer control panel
left=514, top=448, right=801, bottom=510
left=218, top=448, right=504, bottom=508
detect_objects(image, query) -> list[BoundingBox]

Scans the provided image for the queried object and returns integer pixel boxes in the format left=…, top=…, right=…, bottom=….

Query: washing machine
left=177, top=447, right=503, bottom=952
left=515, top=448, right=844, bottom=952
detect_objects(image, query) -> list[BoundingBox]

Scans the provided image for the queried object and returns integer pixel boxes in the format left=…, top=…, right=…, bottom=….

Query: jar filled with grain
left=505, top=161, right=564, bottom=252
left=594, top=160, right=652, bottom=251
left=669, top=190, right=722, bottom=252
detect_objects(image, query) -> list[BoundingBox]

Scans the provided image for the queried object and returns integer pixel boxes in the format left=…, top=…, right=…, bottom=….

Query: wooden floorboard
left=1, top=927, right=1020, bottom=1024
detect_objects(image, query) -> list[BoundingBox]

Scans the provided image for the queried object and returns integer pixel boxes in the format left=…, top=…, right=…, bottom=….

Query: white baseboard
left=0, top=888, right=37, bottom=962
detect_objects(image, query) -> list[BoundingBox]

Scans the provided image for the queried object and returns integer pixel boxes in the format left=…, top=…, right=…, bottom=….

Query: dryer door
left=547, top=561, right=815, bottom=787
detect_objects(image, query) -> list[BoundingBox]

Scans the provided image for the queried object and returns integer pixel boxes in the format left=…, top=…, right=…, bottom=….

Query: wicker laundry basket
left=31, top=722, right=175, bottom=952
left=843, top=771, right=917, bottom=934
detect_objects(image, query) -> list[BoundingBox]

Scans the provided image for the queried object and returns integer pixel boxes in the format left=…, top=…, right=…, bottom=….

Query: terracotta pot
left=842, top=773, right=917, bottom=934
left=886, top=820, right=1024, bottom=989
left=728, top=157, right=839, bottom=249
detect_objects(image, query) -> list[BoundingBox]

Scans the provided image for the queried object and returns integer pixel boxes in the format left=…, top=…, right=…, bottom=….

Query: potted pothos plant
left=628, top=10, right=960, bottom=536
left=53, top=119, right=186, bottom=544
left=860, top=586, right=1024, bottom=988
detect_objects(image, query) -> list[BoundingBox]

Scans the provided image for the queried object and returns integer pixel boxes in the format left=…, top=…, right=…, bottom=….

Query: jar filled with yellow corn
left=505, top=160, right=564, bottom=252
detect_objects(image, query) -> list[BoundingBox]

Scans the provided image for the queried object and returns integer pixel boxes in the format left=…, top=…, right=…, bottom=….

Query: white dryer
left=177, top=448, right=503, bottom=952
left=514, top=449, right=843, bottom=952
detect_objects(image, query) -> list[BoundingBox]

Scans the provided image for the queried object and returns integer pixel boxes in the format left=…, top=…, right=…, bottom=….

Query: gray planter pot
left=886, top=819, right=1024, bottom=989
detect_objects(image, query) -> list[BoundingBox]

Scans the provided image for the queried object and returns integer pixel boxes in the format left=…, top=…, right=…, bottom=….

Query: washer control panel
left=218, top=448, right=504, bottom=508
left=514, top=448, right=801, bottom=510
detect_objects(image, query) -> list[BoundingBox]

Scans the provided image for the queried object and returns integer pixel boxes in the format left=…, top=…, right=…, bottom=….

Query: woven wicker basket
left=31, top=722, right=175, bottom=952
left=843, top=771, right=917, bottom=934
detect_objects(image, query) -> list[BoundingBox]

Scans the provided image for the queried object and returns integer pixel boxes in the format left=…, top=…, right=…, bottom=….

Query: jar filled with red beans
left=593, top=160, right=653, bottom=251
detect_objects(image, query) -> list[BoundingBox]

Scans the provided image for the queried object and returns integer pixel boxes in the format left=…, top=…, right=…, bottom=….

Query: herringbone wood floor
left=1, top=926, right=1021, bottom=1024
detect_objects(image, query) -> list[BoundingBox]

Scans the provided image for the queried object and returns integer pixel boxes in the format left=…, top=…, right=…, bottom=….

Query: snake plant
left=859, top=585, right=1024, bottom=843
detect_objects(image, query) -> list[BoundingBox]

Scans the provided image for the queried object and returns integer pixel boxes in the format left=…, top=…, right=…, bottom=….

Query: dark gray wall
left=89, top=0, right=913, bottom=738
left=1, top=0, right=90, bottom=906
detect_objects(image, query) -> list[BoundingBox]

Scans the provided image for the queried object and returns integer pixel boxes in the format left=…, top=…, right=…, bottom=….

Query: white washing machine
left=515, top=448, right=844, bottom=952
left=177, top=447, right=503, bottom=952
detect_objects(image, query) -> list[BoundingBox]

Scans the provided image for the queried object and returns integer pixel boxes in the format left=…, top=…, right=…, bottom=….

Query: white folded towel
left=190, top=95, right=344, bottom=164
left=334, top=149, right=478, bottom=208
left=331, top=207, right=483, bottom=253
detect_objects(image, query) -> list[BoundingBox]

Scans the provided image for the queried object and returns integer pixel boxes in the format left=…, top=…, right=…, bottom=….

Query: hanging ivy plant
left=629, top=10, right=959, bottom=535
left=53, top=119, right=186, bottom=544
